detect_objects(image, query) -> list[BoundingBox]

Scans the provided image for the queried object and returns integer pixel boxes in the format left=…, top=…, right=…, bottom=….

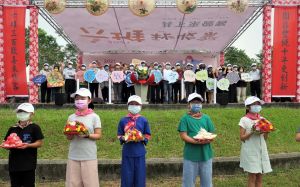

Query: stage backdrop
left=3, top=6, right=28, bottom=97
left=272, top=6, right=298, bottom=97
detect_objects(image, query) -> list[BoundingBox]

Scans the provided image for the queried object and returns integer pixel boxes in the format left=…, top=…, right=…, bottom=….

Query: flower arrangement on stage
left=252, top=118, right=275, bottom=133
left=124, top=128, right=144, bottom=142
left=86, top=0, right=109, bottom=16
left=64, top=121, right=89, bottom=135
left=130, top=64, right=154, bottom=85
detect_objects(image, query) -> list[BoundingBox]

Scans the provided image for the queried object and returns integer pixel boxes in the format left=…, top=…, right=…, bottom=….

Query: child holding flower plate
left=239, top=96, right=272, bottom=187
left=117, top=95, right=151, bottom=187
left=65, top=88, right=102, bottom=187
left=177, top=93, right=216, bottom=187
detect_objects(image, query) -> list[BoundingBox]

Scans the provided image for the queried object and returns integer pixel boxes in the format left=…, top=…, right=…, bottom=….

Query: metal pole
left=108, top=78, right=112, bottom=104
left=214, top=78, right=217, bottom=104
left=181, top=79, right=185, bottom=100
left=76, top=79, right=79, bottom=90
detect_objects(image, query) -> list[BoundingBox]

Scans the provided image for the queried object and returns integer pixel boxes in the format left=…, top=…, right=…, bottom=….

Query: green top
left=177, top=113, right=215, bottom=162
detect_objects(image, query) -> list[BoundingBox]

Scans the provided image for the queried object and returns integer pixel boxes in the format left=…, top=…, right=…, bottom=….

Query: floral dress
left=239, top=116, right=272, bottom=174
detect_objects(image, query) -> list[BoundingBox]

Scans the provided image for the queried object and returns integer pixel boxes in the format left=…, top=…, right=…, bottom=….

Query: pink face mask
left=75, top=99, right=89, bottom=110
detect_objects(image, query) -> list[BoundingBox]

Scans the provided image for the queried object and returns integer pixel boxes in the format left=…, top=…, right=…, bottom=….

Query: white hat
left=244, top=96, right=264, bottom=106
left=207, top=65, right=213, bottom=68
left=44, top=63, right=49, bottom=66
left=16, top=103, right=34, bottom=113
left=165, top=62, right=171, bottom=65
left=227, top=64, right=232, bottom=67
left=81, top=64, right=87, bottom=67
left=115, top=62, right=121, bottom=66
left=92, top=61, right=97, bottom=64
left=67, top=61, right=73, bottom=65
left=251, top=63, right=257, bottom=67
left=141, top=61, right=146, bottom=64
left=127, top=95, right=142, bottom=105
left=187, top=93, right=203, bottom=102
left=175, top=62, right=180, bottom=66
left=233, top=65, right=238, bottom=68
left=71, top=88, right=92, bottom=98
left=154, top=62, right=158, bottom=65
left=129, top=63, right=134, bottom=67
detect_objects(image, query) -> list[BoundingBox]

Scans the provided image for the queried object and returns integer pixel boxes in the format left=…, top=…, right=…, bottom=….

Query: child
left=2, top=103, right=44, bottom=187
left=117, top=95, right=151, bottom=187
left=239, top=96, right=272, bottom=187
left=65, top=88, right=102, bottom=187
left=178, top=93, right=215, bottom=187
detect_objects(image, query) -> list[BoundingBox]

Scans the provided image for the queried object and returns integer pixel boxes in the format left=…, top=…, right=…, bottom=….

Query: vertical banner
left=3, top=6, right=28, bottom=97
left=272, top=7, right=298, bottom=97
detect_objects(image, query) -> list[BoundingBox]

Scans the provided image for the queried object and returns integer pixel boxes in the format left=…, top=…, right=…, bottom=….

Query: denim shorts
left=182, top=159, right=213, bottom=187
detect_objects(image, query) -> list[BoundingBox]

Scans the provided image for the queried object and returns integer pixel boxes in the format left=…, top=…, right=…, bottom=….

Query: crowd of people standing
left=39, top=60, right=262, bottom=104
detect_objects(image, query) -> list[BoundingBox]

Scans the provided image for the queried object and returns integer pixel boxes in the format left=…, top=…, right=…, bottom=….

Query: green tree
left=25, top=28, right=72, bottom=69
left=224, top=47, right=258, bottom=70
left=63, top=44, right=78, bottom=64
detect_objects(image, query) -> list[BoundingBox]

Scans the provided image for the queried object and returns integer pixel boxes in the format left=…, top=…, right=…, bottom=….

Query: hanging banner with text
left=3, top=6, right=28, bottom=97
left=272, top=7, right=298, bottom=97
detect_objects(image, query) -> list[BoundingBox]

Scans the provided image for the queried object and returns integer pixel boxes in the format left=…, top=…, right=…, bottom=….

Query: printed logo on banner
left=184, top=70, right=196, bottom=82
left=96, top=70, right=109, bottom=83
left=125, top=73, right=134, bottom=87
left=111, top=71, right=125, bottom=83
left=195, top=70, right=208, bottom=82
left=84, top=69, right=96, bottom=83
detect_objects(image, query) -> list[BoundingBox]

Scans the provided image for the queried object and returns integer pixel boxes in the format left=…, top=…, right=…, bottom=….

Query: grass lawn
left=1, top=168, right=299, bottom=186
left=0, top=107, right=300, bottom=159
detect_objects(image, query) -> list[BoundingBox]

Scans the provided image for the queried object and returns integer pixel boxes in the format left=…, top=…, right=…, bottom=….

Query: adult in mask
left=239, top=96, right=272, bottom=187
left=47, top=64, right=64, bottom=102
left=89, top=61, right=100, bottom=98
left=173, top=62, right=184, bottom=103
left=63, top=61, right=76, bottom=103
left=39, top=63, right=51, bottom=103
left=249, top=63, right=261, bottom=98
left=100, top=64, right=110, bottom=103
left=65, top=88, right=102, bottom=187
left=177, top=93, right=215, bottom=187
left=75, top=64, right=88, bottom=88
left=117, top=95, right=151, bottom=187
left=149, top=62, right=162, bottom=104
left=163, top=62, right=173, bottom=104
left=2, top=103, right=44, bottom=187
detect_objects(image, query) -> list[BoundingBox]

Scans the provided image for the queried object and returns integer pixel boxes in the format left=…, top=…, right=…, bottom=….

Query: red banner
left=3, top=6, right=28, bottom=97
left=272, top=7, right=298, bottom=97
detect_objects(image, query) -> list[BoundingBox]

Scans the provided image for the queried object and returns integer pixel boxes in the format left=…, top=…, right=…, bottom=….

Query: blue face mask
left=128, top=105, right=141, bottom=114
left=104, top=66, right=109, bottom=71
left=190, top=104, right=202, bottom=113
left=250, top=105, right=262, bottom=113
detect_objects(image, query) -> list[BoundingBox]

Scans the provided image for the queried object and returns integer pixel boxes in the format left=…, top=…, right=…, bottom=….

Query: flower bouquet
left=193, top=128, right=217, bottom=140
left=124, top=128, right=144, bottom=142
left=1, top=133, right=24, bottom=148
left=64, top=121, right=89, bottom=135
left=252, top=118, right=275, bottom=133
left=130, top=65, right=149, bottom=84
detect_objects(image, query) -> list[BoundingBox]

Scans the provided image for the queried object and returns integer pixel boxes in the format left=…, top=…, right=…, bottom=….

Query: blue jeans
left=182, top=159, right=213, bottom=187
left=163, top=80, right=173, bottom=103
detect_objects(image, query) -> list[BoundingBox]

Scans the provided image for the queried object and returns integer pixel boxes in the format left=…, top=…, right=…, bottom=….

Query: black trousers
left=150, top=84, right=160, bottom=104
left=102, top=87, right=109, bottom=102
left=195, top=81, right=206, bottom=101
left=250, top=80, right=261, bottom=98
left=125, top=86, right=135, bottom=101
left=159, top=81, right=164, bottom=103
left=51, top=87, right=61, bottom=102
left=89, top=83, right=99, bottom=98
left=113, top=82, right=123, bottom=103
left=10, top=170, right=35, bottom=187
left=228, top=84, right=237, bottom=103
left=185, top=82, right=195, bottom=99
left=173, top=81, right=181, bottom=103
left=40, top=81, right=51, bottom=103
left=65, top=79, right=76, bottom=103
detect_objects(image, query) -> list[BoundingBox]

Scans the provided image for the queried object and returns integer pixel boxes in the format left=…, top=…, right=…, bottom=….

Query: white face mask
left=128, top=105, right=141, bottom=114
left=16, top=112, right=31, bottom=121
left=82, top=67, right=86, bottom=70
left=129, top=66, right=134, bottom=70
left=250, top=105, right=262, bottom=113
left=68, top=65, right=72, bottom=68
left=44, top=66, right=49, bottom=70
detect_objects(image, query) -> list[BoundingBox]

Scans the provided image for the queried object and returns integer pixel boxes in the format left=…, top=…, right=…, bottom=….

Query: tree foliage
left=224, top=47, right=259, bottom=70
left=25, top=28, right=78, bottom=69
